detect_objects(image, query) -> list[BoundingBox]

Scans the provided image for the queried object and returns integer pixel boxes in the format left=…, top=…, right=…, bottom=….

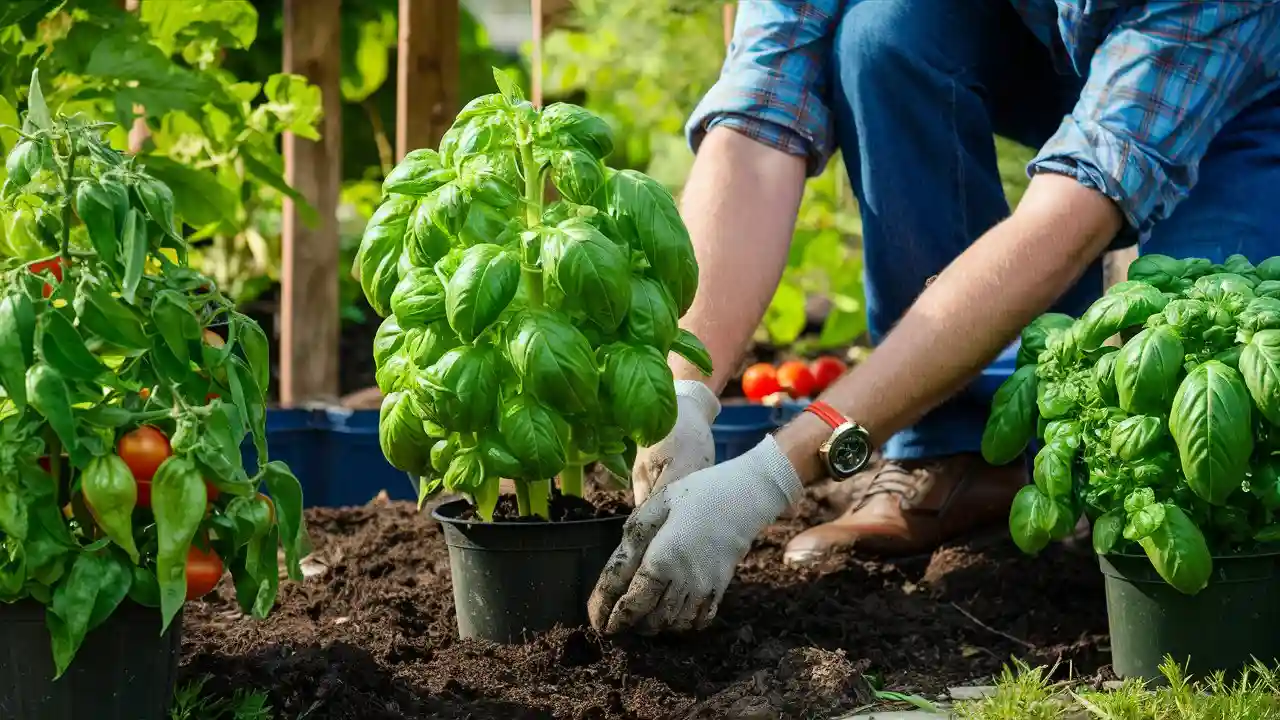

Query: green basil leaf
left=1115, top=326, right=1183, bottom=415
left=600, top=342, right=677, bottom=446
left=444, top=244, right=519, bottom=341
left=1032, top=440, right=1074, bottom=500
left=1242, top=329, right=1280, bottom=426
left=1138, top=504, right=1212, bottom=595
left=390, top=267, right=447, bottom=329
left=429, top=182, right=471, bottom=237
left=1170, top=360, right=1253, bottom=506
left=607, top=169, right=698, bottom=315
left=1092, top=510, right=1126, bottom=555
left=506, top=309, right=600, bottom=416
left=354, top=195, right=415, bottom=317
left=671, top=328, right=713, bottom=377
left=1126, top=254, right=1186, bottom=292
left=1016, top=313, right=1074, bottom=367
left=420, top=345, right=500, bottom=433
left=980, top=365, right=1038, bottom=466
left=536, top=103, right=614, bottom=160
left=1110, top=415, right=1167, bottom=462
left=408, top=194, right=453, bottom=265
left=542, top=220, right=631, bottom=331
left=378, top=391, right=434, bottom=475
left=1075, top=284, right=1168, bottom=351
left=549, top=147, right=605, bottom=205
left=443, top=447, right=487, bottom=493
left=1008, top=485, right=1056, bottom=555
left=382, top=149, right=446, bottom=196
left=498, top=395, right=569, bottom=480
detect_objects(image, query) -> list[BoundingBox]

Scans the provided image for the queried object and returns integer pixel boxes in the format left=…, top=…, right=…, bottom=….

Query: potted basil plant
left=983, top=252, right=1280, bottom=681
left=0, top=71, right=310, bottom=719
left=356, top=69, right=711, bottom=641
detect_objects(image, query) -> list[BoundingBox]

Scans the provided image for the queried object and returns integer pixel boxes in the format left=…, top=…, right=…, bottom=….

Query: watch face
left=828, top=427, right=871, bottom=478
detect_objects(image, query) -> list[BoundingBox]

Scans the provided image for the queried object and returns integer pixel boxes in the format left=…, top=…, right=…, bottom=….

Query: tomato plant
left=810, top=356, right=846, bottom=393
left=359, top=70, right=712, bottom=520
left=776, top=361, right=816, bottom=399
left=0, top=74, right=309, bottom=678
left=984, top=254, right=1280, bottom=596
left=184, top=545, right=225, bottom=601
left=741, top=363, right=781, bottom=401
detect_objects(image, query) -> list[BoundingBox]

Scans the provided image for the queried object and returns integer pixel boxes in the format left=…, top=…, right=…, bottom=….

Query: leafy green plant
left=0, top=71, right=308, bottom=676
left=983, top=253, right=1280, bottom=594
left=0, top=0, right=322, bottom=306
left=356, top=69, right=711, bottom=520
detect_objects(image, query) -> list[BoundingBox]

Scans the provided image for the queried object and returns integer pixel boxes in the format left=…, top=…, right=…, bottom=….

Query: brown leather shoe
left=783, top=453, right=1027, bottom=564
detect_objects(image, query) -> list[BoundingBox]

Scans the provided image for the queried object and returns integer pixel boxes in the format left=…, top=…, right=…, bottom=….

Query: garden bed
left=180, top=485, right=1110, bottom=719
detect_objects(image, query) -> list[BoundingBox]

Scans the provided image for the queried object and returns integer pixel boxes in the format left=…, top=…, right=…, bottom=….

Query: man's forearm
left=671, top=127, right=808, bottom=392
left=776, top=174, right=1124, bottom=482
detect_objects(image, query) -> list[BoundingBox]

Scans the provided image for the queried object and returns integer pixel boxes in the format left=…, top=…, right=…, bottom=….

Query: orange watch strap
left=803, top=401, right=846, bottom=429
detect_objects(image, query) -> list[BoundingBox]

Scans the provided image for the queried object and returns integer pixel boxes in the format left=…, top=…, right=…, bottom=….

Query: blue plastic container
left=242, top=409, right=327, bottom=507
left=711, top=403, right=811, bottom=463
left=324, top=408, right=418, bottom=506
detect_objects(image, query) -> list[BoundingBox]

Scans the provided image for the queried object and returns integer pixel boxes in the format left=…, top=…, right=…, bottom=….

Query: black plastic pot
left=1101, top=551, right=1280, bottom=681
left=0, top=600, right=182, bottom=719
left=433, top=498, right=626, bottom=642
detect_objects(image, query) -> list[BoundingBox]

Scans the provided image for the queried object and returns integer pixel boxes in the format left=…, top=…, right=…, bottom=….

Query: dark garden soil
left=180, top=482, right=1112, bottom=720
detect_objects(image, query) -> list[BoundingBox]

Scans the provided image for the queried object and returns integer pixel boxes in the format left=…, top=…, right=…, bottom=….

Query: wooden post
left=723, top=3, right=736, bottom=49
left=281, top=0, right=342, bottom=405
left=531, top=0, right=545, bottom=107
left=396, top=0, right=459, bottom=161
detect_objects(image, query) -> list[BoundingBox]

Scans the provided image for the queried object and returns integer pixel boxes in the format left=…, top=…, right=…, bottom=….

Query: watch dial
left=830, top=431, right=870, bottom=477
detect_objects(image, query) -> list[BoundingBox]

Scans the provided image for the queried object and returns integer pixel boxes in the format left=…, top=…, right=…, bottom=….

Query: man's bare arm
left=671, top=127, right=808, bottom=392
left=776, top=173, right=1124, bottom=481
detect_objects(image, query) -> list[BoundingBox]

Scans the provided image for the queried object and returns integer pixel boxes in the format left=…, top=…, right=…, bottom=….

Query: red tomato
left=204, top=393, right=221, bottom=403
left=185, top=545, right=225, bottom=601
left=809, top=356, right=847, bottom=393
left=741, top=363, right=781, bottom=401
left=777, top=361, right=817, bottom=399
left=138, top=387, right=151, bottom=401
left=205, top=481, right=221, bottom=503
left=29, top=257, right=66, bottom=298
left=118, top=426, right=172, bottom=484
left=136, top=479, right=152, bottom=509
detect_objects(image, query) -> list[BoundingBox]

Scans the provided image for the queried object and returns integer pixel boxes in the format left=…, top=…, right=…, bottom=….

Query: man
left=587, top=0, right=1280, bottom=636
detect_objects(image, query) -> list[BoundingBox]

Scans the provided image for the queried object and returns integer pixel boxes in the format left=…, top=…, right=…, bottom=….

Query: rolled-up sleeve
left=685, top=1, right=842, bottom=177
left=1030, top=2, right=1280, bottom=237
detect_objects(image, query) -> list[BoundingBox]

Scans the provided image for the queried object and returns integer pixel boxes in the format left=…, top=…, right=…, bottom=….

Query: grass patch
left=957, top=657, right=1280, bottom=720
left=169, top=677, right=274, bottom=720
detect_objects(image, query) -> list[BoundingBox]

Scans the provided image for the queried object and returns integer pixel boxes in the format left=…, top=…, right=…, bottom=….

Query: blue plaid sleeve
left=1030, top=3, right=1280, bottom=236
left=685, top=1, right=842, bottom=177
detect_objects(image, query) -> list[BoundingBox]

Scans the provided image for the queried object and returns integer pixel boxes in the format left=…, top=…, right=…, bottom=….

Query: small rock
left=947, top=685, right=996, bottom=701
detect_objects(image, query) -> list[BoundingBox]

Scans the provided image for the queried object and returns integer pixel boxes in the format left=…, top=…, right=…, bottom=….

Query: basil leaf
left=1169, top=360, right=1252, bottom=506
left=354, top=195, right=415, bottom=316
left=391, top=267, right=447, bottom=328
left=1115, top=326, right=1183, bottom=415
left=498, top=395, right=569, bottom=480
left=506, top=309, right=600, bottom=416
left=980, top=365, right=1038, bottom=466
left=378, top=391, right=433, bottom=476
left=600, top=342, right=677, bottom=446
left=420, top=346, right=500, bottom=433
left=444, top=243, right=518, bottom=342
left=607, top=169, right=698, bottom=315
left=542, top=220, right=631, bottom=331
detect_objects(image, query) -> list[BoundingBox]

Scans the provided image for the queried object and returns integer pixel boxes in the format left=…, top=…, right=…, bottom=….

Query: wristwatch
left=802, top=401, right=872, bottom=480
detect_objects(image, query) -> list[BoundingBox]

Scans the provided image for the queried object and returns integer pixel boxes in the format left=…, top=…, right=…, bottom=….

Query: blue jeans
left=831, top=0, right=1280, bottom=462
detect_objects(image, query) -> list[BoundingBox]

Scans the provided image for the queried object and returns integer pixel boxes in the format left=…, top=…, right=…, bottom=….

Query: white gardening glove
left=588, top=435, right=803, bottom=635
left=630, top=380, right=720, bottom=504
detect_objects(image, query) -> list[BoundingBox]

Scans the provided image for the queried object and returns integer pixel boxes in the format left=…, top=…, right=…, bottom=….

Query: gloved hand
left=630, top=380, right=720, bottom=504
left=588, top=435, right=803, bottom=635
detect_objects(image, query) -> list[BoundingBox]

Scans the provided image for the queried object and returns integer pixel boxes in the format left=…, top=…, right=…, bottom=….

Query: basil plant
left=983, top=253, right=1280, bottom=595
left=355, top=69, right=712, bottom=520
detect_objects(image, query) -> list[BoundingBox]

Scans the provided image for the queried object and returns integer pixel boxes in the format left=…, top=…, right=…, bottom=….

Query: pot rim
left=430, top=496, right=630, bottom=528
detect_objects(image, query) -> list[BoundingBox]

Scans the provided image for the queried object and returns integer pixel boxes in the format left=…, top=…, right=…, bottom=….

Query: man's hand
left=588, top=435, right=804, bottom=635
left=631, top=380, right=720, bottom=504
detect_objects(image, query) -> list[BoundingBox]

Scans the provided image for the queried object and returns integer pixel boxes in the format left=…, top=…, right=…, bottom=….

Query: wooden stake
left=531, top=0, right=544, bottom=107
left=280, top=0, right=342, bottom=405
left=396, top=0, right=459, bottom=160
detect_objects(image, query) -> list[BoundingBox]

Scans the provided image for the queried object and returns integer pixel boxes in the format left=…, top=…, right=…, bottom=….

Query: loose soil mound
left=181, top=485, right=1110, bottom=719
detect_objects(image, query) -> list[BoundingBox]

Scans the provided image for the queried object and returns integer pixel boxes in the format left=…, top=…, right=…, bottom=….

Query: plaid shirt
left=688, top=1, right=1280, bottom=234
